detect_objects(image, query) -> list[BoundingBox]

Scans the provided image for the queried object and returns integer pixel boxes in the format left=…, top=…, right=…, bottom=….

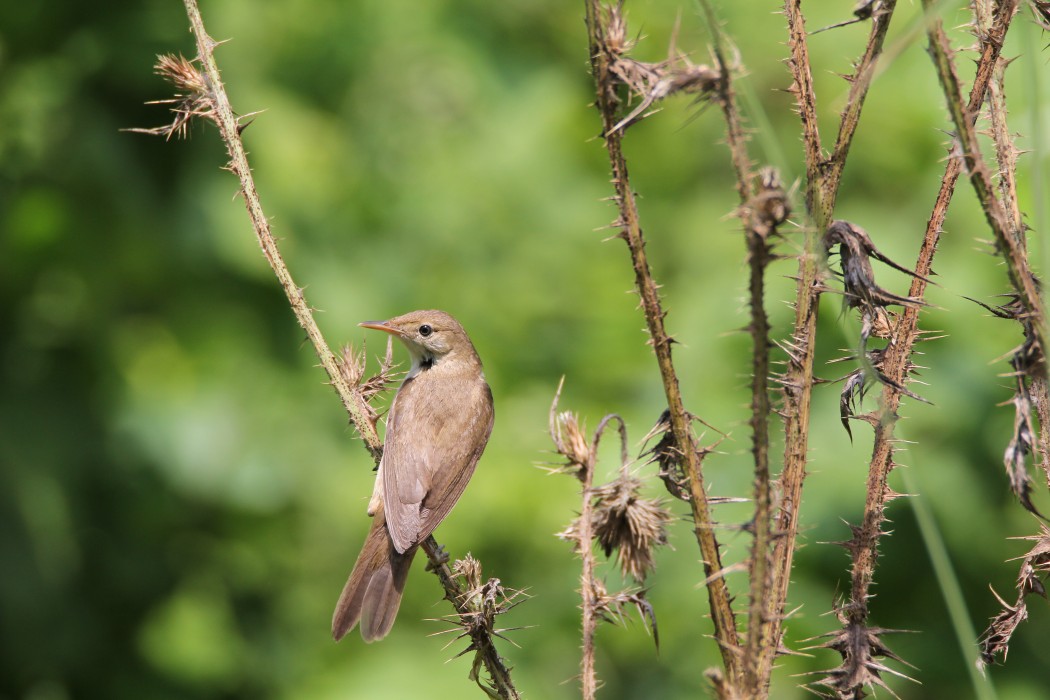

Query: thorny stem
left=877, top=0, right=1016, bottom=539
left=422, top=538, right=522, bottom=700
left=768, top=0, right=899, bottom=671
left=695, top=4, right=775, bottom=694
left=985, top=10, right=1050, bottom=490
left=578, top=442, right=599, bottom=700
left=824, top=0, right=899, bottom=202
left=924, top=0, right=1046, bottom=360
left=583, top=0, right=741, bottom=685
left=844, top=0, right=1019, bottom=679
left=768, top=7, right=826, bottom=649
left=765, top=4, right=827, bottom=676
left=177, top=3, right=520, bottom=697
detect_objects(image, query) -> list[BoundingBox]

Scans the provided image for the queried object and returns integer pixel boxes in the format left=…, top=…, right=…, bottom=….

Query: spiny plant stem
left=578, top=448, right=599, bottom=700
left=766, top=2, right=825, bottom=666
left=178, top=3, right=520, bottom=696
left=924, top=0, right=1046, bottom=356
left=694, top=4, right=776, bottom=693
left=768, top=0, right=900, bottom=670
left=583, top=0, right=741, bottom=685
left=825, top=0, right=899, bottom=197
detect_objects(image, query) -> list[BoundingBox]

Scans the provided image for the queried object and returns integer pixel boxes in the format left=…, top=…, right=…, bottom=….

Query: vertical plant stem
left=578, top=454, right=599, bottom=700
left=824, top=0, right=899, bottom=196
left=844, top=0, right=1018, bottom=673
left=924, top=0, right=1045, bottom=354
left=766, top=2, right=826, bottom=665
left=768, top=0, right=900, bottom=670
left=582, top=0, right=740, bottom=685
left=695, top=5, right=776, bottom=694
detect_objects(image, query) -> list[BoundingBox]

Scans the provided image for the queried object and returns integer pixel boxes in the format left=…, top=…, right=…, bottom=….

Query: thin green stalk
left=899, top=466, right=998, bottom=700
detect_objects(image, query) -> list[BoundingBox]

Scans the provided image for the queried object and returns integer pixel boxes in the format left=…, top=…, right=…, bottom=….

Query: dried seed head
left=591, top=580, right=659, bottom=648
left=603, top=2, right=632, bottom=56
left=131, top=54, right=216, bottom=140
left=336, top=341, right=401, bottom=433
left=437, top=555, right=528, bottom=671
left=641, top=410, right=689, bottom=500
left=824, top=220, right=929, bottom=313
left=155, top=53, right=207, bottom=95
left=978, top=524, right=1050, bottom=668
left=553, top=410, right=592, bottom=471
left=805, top=617, right=916, bottom=697
left=452, top=554, right=484, bottom=592
left=590, top=472, right=672, bottom=582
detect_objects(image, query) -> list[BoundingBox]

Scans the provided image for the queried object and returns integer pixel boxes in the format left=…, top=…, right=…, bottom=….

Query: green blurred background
left=2, top=0, right=1049, bottom=698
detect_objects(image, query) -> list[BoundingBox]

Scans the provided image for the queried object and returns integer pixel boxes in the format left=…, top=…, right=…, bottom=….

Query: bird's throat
left=407, top=352, right=436, bottom=378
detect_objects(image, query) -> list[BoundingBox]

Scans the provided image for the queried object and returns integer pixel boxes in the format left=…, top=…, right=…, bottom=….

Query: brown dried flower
left=824, top=220, right=930, bottom=313
left=590, top=472, right=672, bottom=582
left=434, top=555, right=528, bottom=674
left=560, top=470, right=672, bottom=582
left=552, top=410, right=593, bottom=474
left=978, top=524, right=1050, bottom=667
left=589, top=578, right=659, bottom=648
left=133, top=54, right=215, bottom=140
left=336, top=339, right=400, bottom=434
left=804, top=606, right=916, bottom=698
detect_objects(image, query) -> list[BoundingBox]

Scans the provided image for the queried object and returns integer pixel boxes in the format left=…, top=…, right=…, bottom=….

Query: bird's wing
left=382, top=373, right=494, bottom=554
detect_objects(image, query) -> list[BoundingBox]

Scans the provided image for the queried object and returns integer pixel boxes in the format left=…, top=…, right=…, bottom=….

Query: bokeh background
left=2, top=0, right=1049, bottom=698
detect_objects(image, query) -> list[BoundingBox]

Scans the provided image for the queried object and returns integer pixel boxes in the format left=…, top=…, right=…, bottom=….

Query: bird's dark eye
left=418, top=324, right=433, bottom=337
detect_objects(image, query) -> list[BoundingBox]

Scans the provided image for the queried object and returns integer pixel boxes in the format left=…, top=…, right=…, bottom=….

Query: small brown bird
left=332, top=310, right=494, bottom=642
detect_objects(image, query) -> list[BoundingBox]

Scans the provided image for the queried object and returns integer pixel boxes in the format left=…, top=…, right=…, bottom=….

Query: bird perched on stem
left=332, top=310, right=494, bottom=642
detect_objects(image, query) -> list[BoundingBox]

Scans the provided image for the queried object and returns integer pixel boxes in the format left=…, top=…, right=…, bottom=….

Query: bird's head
left=359, top=310, right=476, bottom=371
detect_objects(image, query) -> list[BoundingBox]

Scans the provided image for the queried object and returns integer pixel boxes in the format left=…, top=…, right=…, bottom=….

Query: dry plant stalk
left=695, top=2, right=790, bottom=688
left=577, top=0, right=1049, bottom=695
left=581, top=0, right=740, bottom=687
left=919, top=0, right=1050, bottom=665
left=136, top=1, right=520, bottom=697
left=978, top=524, right=1050, bottom=667
left=550, top=381, right=667, bottom=700
left=767, top=5, right=902, bottom=697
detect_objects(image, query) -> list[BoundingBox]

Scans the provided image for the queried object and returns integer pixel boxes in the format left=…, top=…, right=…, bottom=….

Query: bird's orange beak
left=358, top=320, right=403, bottom=337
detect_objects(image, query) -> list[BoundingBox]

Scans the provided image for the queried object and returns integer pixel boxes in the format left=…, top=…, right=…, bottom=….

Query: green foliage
left=1, top=1, right=1048, bottom=698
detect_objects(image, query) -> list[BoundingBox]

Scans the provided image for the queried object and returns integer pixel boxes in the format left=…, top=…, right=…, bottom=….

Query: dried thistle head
left=602, top=1, right=633, bottom=56
left=804, top=607, right=916, bottom=698
left=590, top=471, right=672, bottom=582
left=979, top=524, right=1050, bottom=667
left=553, top=411, right=592, bottom=473
left=549, top=382, right=594, bottom=477
left=156, top=54, right=207, bottom=96
left=590, top=578, right=659, bottom=648
left=641, top=410, right=689, bottom=500
left=336, top=339, right=401, bottom=433
left=436, top=555, right=528, bottom=685
left=833, top=345, right=926, bottom=440
left=599, top=5, right=720, bottom=136
left=139, top=54, right=215, bottom=140
left=824, top=220, right=929, bottom=313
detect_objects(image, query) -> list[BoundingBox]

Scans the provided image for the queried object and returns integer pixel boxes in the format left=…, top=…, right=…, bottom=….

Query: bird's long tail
left=332, top=506, right=414, bottom=642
